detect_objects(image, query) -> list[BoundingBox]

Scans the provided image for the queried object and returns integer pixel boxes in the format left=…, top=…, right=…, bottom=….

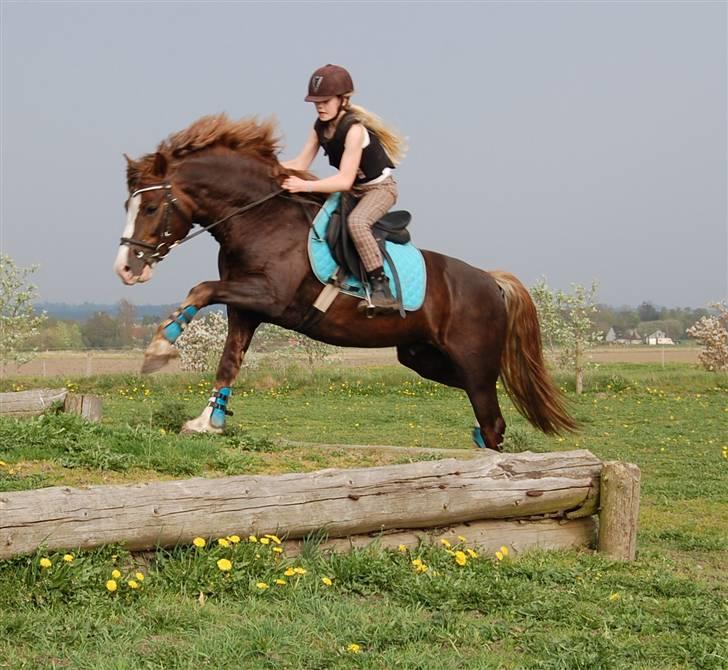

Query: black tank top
left=314, top=112, right=395, bottom=184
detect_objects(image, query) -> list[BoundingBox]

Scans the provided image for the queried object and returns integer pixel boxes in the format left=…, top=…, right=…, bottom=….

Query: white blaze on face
left=114, top=194, right=141, bottom=279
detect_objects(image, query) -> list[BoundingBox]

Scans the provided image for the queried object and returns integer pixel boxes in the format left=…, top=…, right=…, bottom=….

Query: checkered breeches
left=347, top=176, right=398, bottom=272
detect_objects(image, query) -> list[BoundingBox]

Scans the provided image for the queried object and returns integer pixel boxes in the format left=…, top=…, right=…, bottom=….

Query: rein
left=120, top=184, right=284, bottom=264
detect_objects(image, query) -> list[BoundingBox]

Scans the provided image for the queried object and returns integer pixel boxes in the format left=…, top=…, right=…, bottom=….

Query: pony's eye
left=144, top=204, right=158, bottom=216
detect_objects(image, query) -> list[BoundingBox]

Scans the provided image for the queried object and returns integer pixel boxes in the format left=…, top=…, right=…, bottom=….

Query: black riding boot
left=358, top=268, right=399, bottom=315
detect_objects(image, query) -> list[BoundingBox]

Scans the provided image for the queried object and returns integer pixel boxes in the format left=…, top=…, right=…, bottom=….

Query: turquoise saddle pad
left=307, top=193, right=427, bottom=311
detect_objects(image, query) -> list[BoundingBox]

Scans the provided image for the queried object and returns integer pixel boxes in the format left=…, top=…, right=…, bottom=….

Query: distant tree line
left=19, top=298, right=712, bottom=353
left=590, top=302, right=711, bottom=342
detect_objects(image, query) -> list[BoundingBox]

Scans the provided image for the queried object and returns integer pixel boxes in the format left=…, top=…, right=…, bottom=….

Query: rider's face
left=313, top=96, right=342, bottom=122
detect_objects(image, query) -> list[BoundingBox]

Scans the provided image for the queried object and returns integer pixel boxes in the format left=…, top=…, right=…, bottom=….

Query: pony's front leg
left=141, top=278, right=277, bottom=375
left=141, top=304, right=198, bottom=374
left=182, top=308, right=260, bottom=434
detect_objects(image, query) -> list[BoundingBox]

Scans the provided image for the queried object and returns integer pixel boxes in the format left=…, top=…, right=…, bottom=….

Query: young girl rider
left=281, top=64, right=406, bottom=314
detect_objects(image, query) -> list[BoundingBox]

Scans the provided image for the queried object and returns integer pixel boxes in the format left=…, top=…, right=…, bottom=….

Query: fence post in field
left=598, top=461, right=641, bottom=560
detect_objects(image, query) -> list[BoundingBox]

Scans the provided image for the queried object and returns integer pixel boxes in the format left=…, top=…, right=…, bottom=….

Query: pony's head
left=114, top=151, right=192, bottom=285
left=114, top=113, right=283, bottom=285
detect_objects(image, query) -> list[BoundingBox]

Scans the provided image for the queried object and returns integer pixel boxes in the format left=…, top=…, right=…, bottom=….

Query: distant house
left=645, top=330, right=674, bottom=346
left=607, top=328, right=643, bottom=345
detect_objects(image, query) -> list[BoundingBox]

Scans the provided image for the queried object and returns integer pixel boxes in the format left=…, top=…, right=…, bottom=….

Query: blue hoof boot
left=209, top=387, right=232, bottom=430
left=472, top=426, right=486, bottom=449
left=162, top=305, right=199, bottom=344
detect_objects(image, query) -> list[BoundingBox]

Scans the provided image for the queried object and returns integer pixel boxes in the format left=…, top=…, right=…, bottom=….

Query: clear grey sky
left=1, top=0, right=726, bottom=308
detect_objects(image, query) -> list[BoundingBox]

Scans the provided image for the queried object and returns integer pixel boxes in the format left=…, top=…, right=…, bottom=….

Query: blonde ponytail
left=347, top=103, right=408, bottom=166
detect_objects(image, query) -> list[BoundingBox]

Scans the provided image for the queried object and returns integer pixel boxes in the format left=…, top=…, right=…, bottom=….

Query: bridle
left=120, top=183, right=285, bottom=265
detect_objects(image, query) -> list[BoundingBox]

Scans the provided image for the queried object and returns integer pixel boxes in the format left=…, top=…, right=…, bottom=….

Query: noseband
left=119, top=183, right=284, bottom=265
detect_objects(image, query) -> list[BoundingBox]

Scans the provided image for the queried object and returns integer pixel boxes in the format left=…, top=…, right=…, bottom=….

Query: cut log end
left=597, top=461, right=641, bottom=561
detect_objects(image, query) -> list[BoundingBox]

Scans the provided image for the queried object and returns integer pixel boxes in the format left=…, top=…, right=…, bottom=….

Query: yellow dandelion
left=127, top=579, right=140, bottom=589
left=500, top=545, right=509, bottom=557
left=264, top=534, right=281, bottom=544
left=229, top=535, right=241, bottom=544
left=193, top=537, right=206, bottom=548
left=39, top=558, right=52, bottom=569
left=275, top=579, right=287, bottom=586
left=135, top=572, right=145, bottom=581
left=346, top=643, right=361, bottom=654
left=457, top=535, right=467, bottom=543
left=217, top=559, right=232, bottom=572
left=321, top=577, right=333, bottom=586
left=272, top=547, right=284, bottom=554
left=63, top=554, right=74, bottom=563
left=106, top=579, right=118, bottom=592
left=495, top=551, right=504, bottom=561
left=284, top=568, right=296, bottom=577
left=440, top=538, right=452, bottom=548
left=259, top=537, right=270, bottom=545
left=454, top=551, right=468, bottom=566
left=466, top=548, right=478, bottom=559
left=217, top=538, right=230, bottom=548
left=294, top=567, right=306, bottom=575
left=397, top=544, right=408, bottom=553
left=159, top=428, right=166, bottom=435
left=609, top=592, right=621, bottom=601
left=248, top=535, right=258, bottom=543
left=256, top=582, right=269, bottom=590
left=111, top=569, right=121, bottom=579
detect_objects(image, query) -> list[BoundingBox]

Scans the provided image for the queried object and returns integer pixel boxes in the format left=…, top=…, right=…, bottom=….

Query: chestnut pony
left=115, top=114, right=575, bottom=449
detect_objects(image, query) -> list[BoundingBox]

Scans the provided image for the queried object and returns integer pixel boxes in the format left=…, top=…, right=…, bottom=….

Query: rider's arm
left=280, top=128, right=320, bottom=171
left=303, top=124, right=364, bottom=193
left=281, top=124, right=364, bottom=194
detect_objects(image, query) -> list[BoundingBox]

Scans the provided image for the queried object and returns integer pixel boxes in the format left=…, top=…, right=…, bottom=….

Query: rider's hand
left=282, top=176, right=314, bottom=193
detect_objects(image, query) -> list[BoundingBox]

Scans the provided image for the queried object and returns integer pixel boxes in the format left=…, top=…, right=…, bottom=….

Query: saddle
left=325, top=193, right=412, bottom=283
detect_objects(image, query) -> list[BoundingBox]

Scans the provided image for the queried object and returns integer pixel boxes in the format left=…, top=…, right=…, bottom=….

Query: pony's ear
left=151, top=152, right=168, bottom=178
left=124, top=154, right=140, bottom=191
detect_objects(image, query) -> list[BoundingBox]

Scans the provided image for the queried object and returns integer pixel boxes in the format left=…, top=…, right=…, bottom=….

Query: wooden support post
left=63, top=394, right=103, bottom=423
left=598, top=461, right=640, bottom=561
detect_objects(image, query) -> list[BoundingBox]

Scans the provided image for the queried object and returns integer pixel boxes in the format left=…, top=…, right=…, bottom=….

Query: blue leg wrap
left=162, top=305, right=199, bottom=344
left=209, top=387, right=232, bottom=429
left=472, top=426, right=486, bottom=449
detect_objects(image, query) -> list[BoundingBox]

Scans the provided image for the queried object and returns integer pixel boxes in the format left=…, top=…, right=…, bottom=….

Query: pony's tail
left=489, top=270, right=578, bottom=435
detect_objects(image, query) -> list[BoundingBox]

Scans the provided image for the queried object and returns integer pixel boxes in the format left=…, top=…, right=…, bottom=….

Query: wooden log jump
left=0, top=388, right=102, bottom=422
left=0, top=449, right=640, bottom=561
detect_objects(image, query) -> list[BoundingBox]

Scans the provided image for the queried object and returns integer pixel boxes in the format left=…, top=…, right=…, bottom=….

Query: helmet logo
left=311, top=75, right=323, bottom=92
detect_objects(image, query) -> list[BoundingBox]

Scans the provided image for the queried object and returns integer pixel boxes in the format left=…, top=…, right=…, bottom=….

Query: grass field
left=0, top=362, right=726, bottom=669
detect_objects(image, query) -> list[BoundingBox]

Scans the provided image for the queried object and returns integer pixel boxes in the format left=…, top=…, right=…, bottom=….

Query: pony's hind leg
left=396, top=344, right=464, bottom=388
left=182, top=308, right=260, bottom=434
left=397, top=344, right=505, bottom=450
left=460, top=361, right=506, bottom=451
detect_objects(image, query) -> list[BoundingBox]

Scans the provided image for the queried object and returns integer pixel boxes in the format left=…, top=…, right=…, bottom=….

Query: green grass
left=0, top=363, right=726, bottom=669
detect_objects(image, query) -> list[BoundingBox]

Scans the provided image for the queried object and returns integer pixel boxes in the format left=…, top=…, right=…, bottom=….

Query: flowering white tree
left=530, top=279, right=601, bottom=394
left=687, top=303, right=728, bottom=372
left=176, top=312, right=336, bottom=373
left=176, top=311, right=229, bottom=372
left=0, top=255, right=47, bottom=365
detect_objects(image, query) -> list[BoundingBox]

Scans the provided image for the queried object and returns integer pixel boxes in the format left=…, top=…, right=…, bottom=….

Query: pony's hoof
left=180, top=422, right=223, bottom=435
left=141, top=338, right=178, bottom=374
left=181, top=411, right=223, bottom=435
